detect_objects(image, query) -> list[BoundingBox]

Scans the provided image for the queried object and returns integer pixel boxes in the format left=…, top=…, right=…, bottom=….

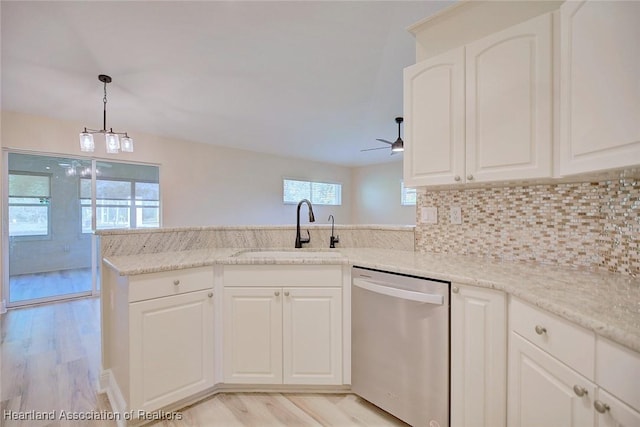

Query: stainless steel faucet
left=328, top=215, right=340, bottom=248
left=295, top=199, right=315, bottom=248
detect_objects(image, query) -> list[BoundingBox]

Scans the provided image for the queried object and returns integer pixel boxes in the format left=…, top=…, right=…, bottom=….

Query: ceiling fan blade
left=361, top=147, right=390, bottom=152
left=376, top=138, right=393, bottom=145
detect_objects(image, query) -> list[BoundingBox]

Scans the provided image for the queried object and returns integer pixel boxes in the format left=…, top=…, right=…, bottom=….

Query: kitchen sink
left=232, top=249, right=343, bottom=259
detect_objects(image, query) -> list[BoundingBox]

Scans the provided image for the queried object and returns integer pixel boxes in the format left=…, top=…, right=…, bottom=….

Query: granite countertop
left=103, top=248, right=640, bottom=353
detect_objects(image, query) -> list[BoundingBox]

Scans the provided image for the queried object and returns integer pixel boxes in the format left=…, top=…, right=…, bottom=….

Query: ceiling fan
left=361, top=117, right=404, bottom=155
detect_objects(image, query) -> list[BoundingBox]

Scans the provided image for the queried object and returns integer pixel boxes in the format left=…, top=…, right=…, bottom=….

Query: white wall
left=0, top=111, right=353, bottom=227
left=350, top=161, right=416, bottom=225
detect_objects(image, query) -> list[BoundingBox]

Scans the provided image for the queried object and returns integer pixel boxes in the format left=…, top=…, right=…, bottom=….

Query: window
left=80, top=178, right=160, bottom=232
left=135, top=181, right=160, bottom=228
left=401, top=181, right=417, bottom=206
left=8, top=172, right=51, bottom=237
left=283, top=178, right=342, bottom=205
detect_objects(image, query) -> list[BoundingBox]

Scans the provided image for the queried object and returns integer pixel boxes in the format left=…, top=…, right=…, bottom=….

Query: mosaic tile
left=415, top=171, right=640, bottom=277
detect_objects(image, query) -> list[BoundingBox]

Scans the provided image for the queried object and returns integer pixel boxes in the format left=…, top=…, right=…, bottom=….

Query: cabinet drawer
left=128, top=267, right=213, bottom=302
left=596, top=338, right=640, bottom=410
left=509, top=297, right=595, bottom=379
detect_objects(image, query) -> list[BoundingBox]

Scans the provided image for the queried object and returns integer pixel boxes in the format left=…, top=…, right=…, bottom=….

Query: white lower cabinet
left=223, top=287, right=342, bottom=385
left=451, top=284, right=506, bottom=427
left=282, top=287, right=342, bottom=385
left=595, top=389, right=640, bottom=427
left=508, top=331, right=595, bottom=427
left=508, top=297, right=640, bottom=427
left=130, top=289, right=215, bottom=412
left=101, top=266, right=215, bottom=417
left=222, top=287, right=282, bottom=383
left=222, top=265, right=345, bottom=386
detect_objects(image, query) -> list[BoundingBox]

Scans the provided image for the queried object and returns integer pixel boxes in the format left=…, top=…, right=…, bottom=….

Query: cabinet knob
left=535, top=325, right=547, bottom=335
left=284, top=291, right=290, bottom=296
left=452, top=286, right=459, bottom=294
left=594, top=400, right=610, bottom=414
left=573, top=385, right=588, bottom=397
left=173, top=280, right=180, bottom=286
left=274, top=291, right=280, bottom=296
left=467, top=174, right=474, bottom=181
left=454, top=175, right=461, bottom=182
left=208, top=292, right=213, bottom=298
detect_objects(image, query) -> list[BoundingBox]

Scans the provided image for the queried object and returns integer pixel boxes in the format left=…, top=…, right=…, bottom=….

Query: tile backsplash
left=99, top=225, right=415, bottom=257
left=415, top=172, right=640, bottom=277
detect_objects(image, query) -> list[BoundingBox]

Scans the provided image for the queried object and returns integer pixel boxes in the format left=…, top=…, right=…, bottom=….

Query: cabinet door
left=596, top=389, right=640, bottom=427
left=129, top=289, right=214, bottom=413
left=560, top=0, right=640, bottom=175
left=403, top=47, right=465, bottom=186
left=451, top=285, right=506, bottom=427
left=465, top=13, right=552, bottom=182
left=283, top=287, right=342, bottom=385
left=508, top=332, right=595, bottom=427
left=223, top=287, right=282, bottom=384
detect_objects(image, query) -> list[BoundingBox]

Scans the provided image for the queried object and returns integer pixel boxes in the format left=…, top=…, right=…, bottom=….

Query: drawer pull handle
left=594, top=401, right=610, bottom=414
left=573, top=385, right=588, bottom=397
left=535, top=325, right=547, bottom=335
left=452, top=286, right=459, bottom=294
left=284, top=291, right=290, bottom=296
left=454, top=176, right=461, bottom=182
left=274, top=291, right=280, bottom=297
left=208, top=292, right=213, bottom=298
left=467, top=174, right=474, bottom=181
left=173, top=280, right=180, bottom=286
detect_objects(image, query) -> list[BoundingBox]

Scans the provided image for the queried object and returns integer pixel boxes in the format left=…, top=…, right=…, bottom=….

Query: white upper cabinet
left=559, top=0, right=640, bottom=175
left=404, top=48, right=465, bottom=186
left=404, top=13, right=553, bottom=187
left=465, top=13, right=553, bottom=182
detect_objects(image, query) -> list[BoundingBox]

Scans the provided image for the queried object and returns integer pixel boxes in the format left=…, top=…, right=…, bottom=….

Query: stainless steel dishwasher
left=352, top=266, right=450, bottom=427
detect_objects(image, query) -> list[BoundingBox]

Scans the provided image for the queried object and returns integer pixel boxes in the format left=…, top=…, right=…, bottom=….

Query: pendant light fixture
left=79, top=74, right=133, bottom=154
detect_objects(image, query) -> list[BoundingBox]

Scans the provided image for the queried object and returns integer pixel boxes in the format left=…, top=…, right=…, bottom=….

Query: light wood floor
left=8, top=268, right=94, bottom=304
left=1, top=298, right=408, bottom=427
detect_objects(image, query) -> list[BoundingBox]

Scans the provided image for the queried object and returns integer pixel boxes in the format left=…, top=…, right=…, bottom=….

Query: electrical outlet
left=421, top=207, right=438, bottom=224
left=450, top=206, right=462, bottom=224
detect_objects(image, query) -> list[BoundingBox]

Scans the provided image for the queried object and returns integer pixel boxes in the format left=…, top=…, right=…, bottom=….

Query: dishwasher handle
left=353, top=278, right=444, bottom=305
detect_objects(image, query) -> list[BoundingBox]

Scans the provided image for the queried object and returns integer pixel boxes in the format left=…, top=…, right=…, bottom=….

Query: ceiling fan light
left=105, top=132, right=120, bottom=154
left=391, top=140, right=404, bottom=152
left=79, top=131, right=95, bottom=152
left=121, top=135, right=134, bottom=152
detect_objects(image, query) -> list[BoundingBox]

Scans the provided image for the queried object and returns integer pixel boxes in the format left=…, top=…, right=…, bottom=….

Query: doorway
left=3, top=151, right=160, bottom=308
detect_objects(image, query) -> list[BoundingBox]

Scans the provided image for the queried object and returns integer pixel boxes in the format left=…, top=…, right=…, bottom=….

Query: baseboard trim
left=100, top=369, right=127, bottom=427
left=100, top=380, right=352, bottom=427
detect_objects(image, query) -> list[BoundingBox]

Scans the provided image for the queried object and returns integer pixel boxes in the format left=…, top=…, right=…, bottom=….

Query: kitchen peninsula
left=99, top=225, right=640, bottom=427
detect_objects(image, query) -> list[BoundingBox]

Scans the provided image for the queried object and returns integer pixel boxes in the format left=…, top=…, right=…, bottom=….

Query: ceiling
left=1, top=1, right=454, bottom=167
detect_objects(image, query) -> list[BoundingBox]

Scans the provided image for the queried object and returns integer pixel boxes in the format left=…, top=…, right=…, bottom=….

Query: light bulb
left=121, top=136, right=134, bottom=152
left=106, top=132, right=120, bottom=154
left=79, top=132, right=95, bottom=152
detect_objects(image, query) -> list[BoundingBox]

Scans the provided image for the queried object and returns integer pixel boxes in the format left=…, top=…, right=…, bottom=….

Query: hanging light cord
left=82, top=75, right=128, bottom=136
left=102, top=79, right=108, bottom=132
